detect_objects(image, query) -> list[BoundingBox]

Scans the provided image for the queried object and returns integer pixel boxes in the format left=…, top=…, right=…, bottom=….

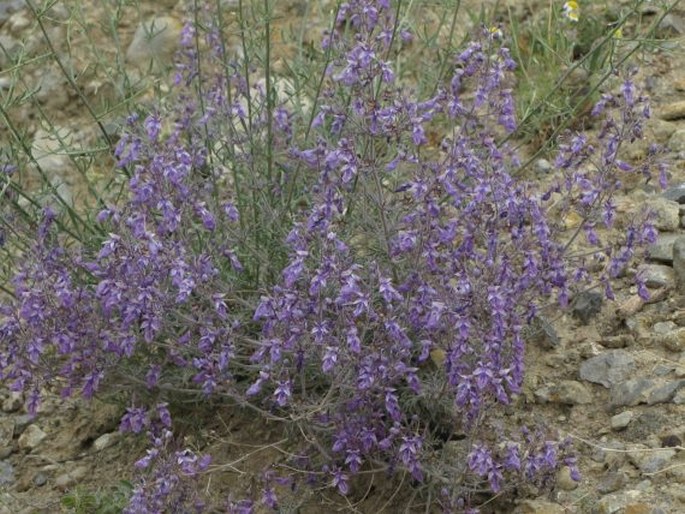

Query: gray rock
left=0, top=461, right=14, bottom=486
left=668, top=129, right=685, bottom=152
left=54, top=465, right=89, bottom=491
left=636, top=263, right=675, bottom=288
left=0, top=1, right=25, bottom=25
left=7, top=11, right=29, bottom=35
left=659, top=100, right=685, bottom=120
left=555, top=466, right=578, bottom=491
left=653, top=321, right=678, bottom=335
left=126, top=16, right=182, bottom=72
left=0, top=34, right=20, bottom=70
left=600, top=334, right=631, bottom=349
left=534, top=158, right=552, bottom=175
left=13, top=414, right=32, bottom=434
left=658, top=12, right=685, bottom=37
left=647, top=197, right=680, bottom=232
left=524, top=315, right=560, bottom=350
left=647, top=379, right=685, bottom=404
left=610, top=410, right=633, bottom=430
left=648, top=234, right=682, bottom=263
left=610, top=378, right=685, bottom=407
left=672, top=237, right=685, bottom=293
left=93, top=432, right=120, bottom=452
left=610, top=378, right=655, bottom=407
left=514, top=499, right=565, bottom=514
left=596, top=471, right=626, bottom=494
left=1, top=391, right=21, bottom=413
left=571, top=291, right=603, bottom=325
left=17, top=424, right=46, bottom=451
left=33, top=472, right=47, bottom=487
left=534, top=380, right=593, bottom=405
left=0, top=418, right=14, bottom=451
left=650, top=119, right=678, bottom=144
left=673, top=387, right=685, bottom=404
left=594, top=493, right=625, bottom=514
left=30, top=127, right=75, bottom=205
left=654, top=328, right=685, bottom=352
left=668, top=183, right=685, bottom=203
left=580, top=350, right=636, bottom=388
left=627, top=445, right=676, bottom=474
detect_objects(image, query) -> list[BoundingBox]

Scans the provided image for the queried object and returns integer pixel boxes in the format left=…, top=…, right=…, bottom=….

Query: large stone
left=647, top=197, right=680, bottom=232
left=672, top=237, right=685, bottom=293
left=54, top=465, right=89, bottom=491
left=669, top=129, right=685, bottom=152
left=610, top=410, right=633, bottom=431
left=650, top=119, right=678, bottom=144
left=93, top=432, right=120, bottom=452
left=571, top=291, right=603, bottom=324
left=648, top=234, right=682, bottom=263
left=535, top=380, right=593, bottom=405
left=555, top=466, right=579, bottom=491
left=524, top=315, right=560, bottom=350
left=652, top=321, right=677, bottom=335
left=126, top=16, right=183, bottom=72
left=610, top=378, right=685, bottom=407
left=0, top=461, right=14, bottom=487
left=597, top=471, right=627, bottom=494
left=30, top=127, right=75, bottom=205
left=659, top=100, right=685, bottom=120
left=647, top=380, right=685, bottom=404
left=662, top=182, right=685, bottom=204
left=654, top=328, right=685, bottom=352
left=1, top=392, right=22, bottom=413
left=579, top=350, right=636, bottom=388
left=17, top=424, right=46, bottom=451
left=515, top=499, right=565, bottom=514
left=636, top=263, right=675, bottom=288
left=0, top=418, right=14, bottom=451
left=627, top=445, right=676, bottom=474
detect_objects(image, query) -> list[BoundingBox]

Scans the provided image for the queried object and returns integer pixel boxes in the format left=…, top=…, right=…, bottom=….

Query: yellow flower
left=613, top=26, right=623, bottom=39
left=488, top=25, right=504, bottom=40
left=563, top=1, right=580, bottom=22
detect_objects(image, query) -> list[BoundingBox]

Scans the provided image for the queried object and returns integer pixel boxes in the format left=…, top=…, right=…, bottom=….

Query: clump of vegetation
left=0, top=0, right=672, bottom=512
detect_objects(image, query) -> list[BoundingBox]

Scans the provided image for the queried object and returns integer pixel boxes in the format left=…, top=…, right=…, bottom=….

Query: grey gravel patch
left=580, top=350, right=636, bottom=388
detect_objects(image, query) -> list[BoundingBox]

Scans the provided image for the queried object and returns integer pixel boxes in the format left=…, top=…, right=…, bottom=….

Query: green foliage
left=60, top=481, right=133, bottom=514
left=506, top=0, right=676, bottom=154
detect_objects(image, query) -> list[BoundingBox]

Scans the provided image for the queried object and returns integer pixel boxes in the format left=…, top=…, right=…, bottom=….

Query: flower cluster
left=121, top=404, right=211, bottom=514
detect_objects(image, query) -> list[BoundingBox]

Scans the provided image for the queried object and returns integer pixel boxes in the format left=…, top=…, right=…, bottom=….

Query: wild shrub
left=0, top=0, right=666, bottom=511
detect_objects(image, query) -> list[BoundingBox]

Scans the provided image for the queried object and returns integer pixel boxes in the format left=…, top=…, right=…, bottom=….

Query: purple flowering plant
left=0, top=0, right=665, bottom=512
